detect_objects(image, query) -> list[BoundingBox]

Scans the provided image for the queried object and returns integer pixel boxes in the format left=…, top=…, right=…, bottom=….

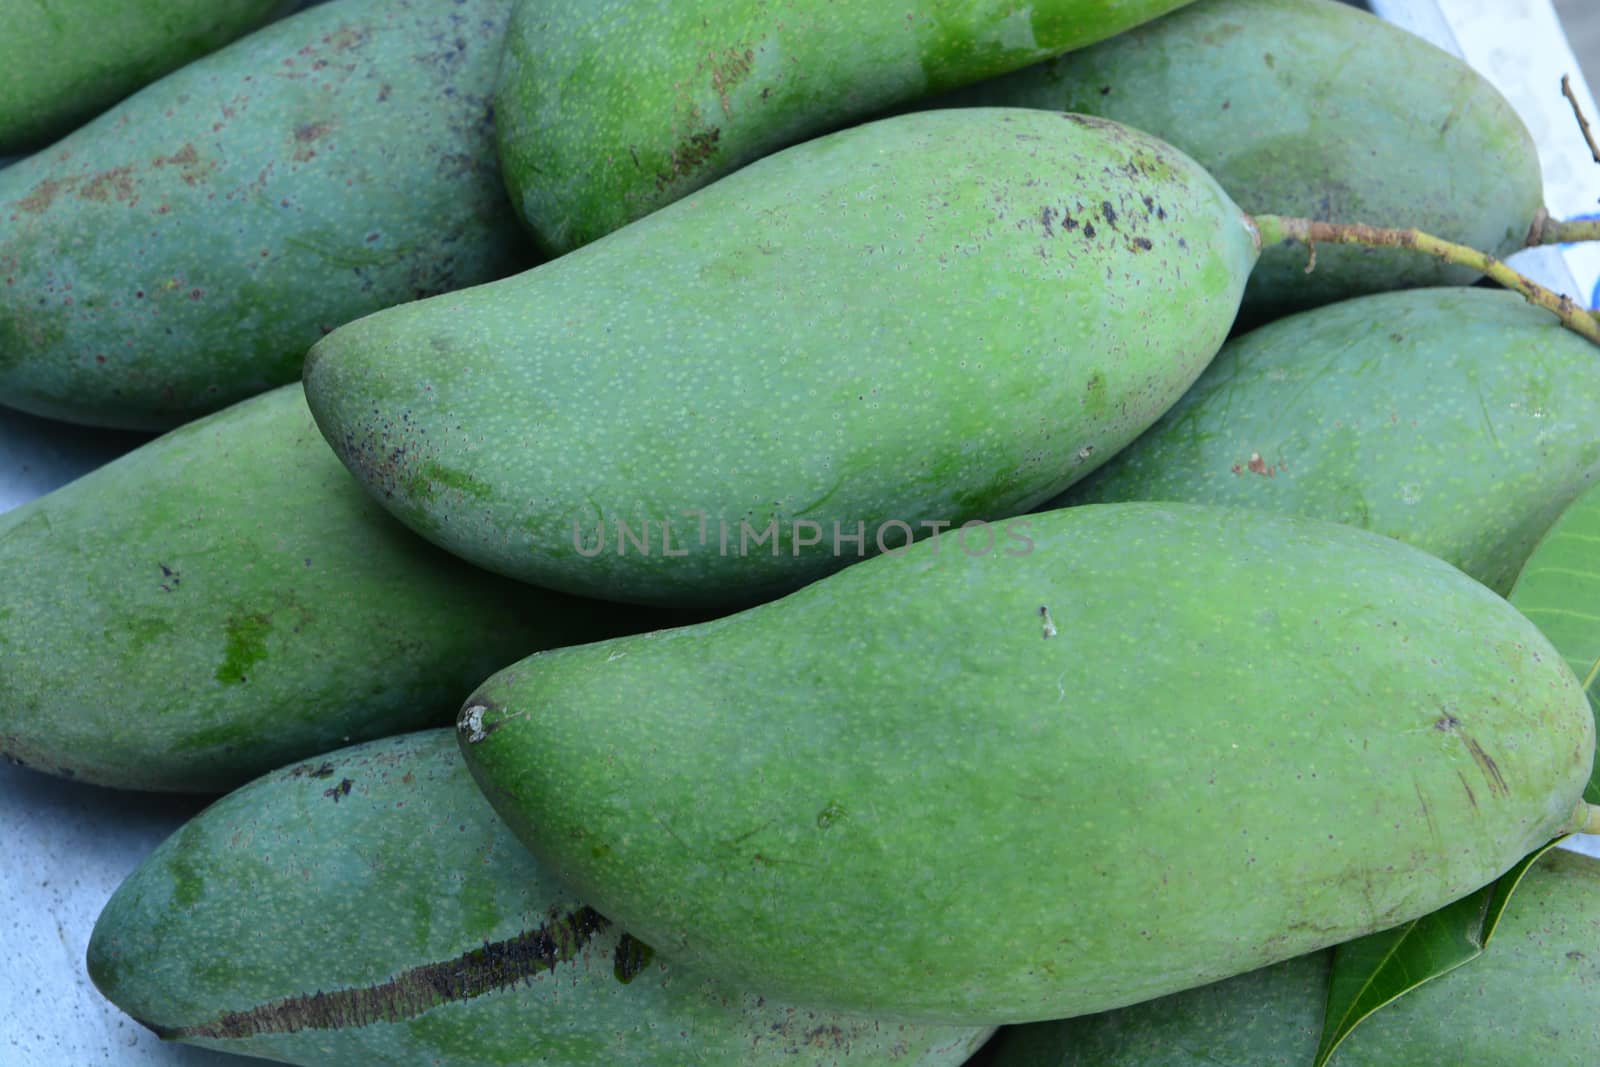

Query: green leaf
left=1507, top=481, right=1600, bottom=803
left=1312, top=838, right=1566, bottom=1067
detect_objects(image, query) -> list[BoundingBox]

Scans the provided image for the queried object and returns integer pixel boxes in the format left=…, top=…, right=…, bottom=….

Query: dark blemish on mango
left=1463, top=736, right=1509, bottom=798
left=147, top=907, right=610, bottom=1040
left=1040, top=206, right=1055, bottom=237
left=657, top=127, right=722, bottom=190
left=1083, top=222, right=1097, bottom=239
left=613, top=933, right=655, bottom=984
left=215, top=612, right=272, bottom=685
left=1457, top=769, right=1479, bottom=809
left=1130, top=237, right=1153, bottom=251
left=288, top=761, right=336, bottom=780
left=1039, top=605, right=1058, bottom=639
left=17, top=178, right=66, bottom=215
left=81, top=167, right=136, bottom=204
left=291, top=121, right=334, bottom=163
left=323, top=778, right=353, bottom=802
left=1433, top=714, right=1462, bottom=731
left=1101, top=202, right=1118, bottom=227
left=157, top=562, right=181, bottom=593
left=816, top=802, right=847, bottom=829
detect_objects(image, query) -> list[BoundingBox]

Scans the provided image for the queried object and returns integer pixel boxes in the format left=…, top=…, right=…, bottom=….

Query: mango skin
left=0, top=0, right=299, bottom=153
left=305, top=107, right=1258, bottom=609
left=0, top=384, right=641, bottom=794
left=1058, top=288, right=1600, bottom=595
left=940, top=0, right=1542, bottom=321
left=0, top=0, right=528, bottom=430
left=87, top=729, right=992, bottom=1067
left=496, top=0, right=1198, bottom=254
left=974, top=848, right=1600, bottom=1066
left=457, top=502, right=1594, bottom=1025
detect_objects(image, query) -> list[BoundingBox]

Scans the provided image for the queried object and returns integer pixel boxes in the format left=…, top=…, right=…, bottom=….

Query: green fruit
left=0, top=0, right=298, bottom=153
left=457, top=502, right=1595, bottom=1025
left=972, top=847, right=1600, bottom=1066
left=0, top=384, right=640, bottom=793
left=0, top=0, right=528, bottom=430
left=305, top=107, right=1258, bottom=608
left=87, top=729, right=993, bottom=1066
left=495, top=0, right=1199, bottom=253
left=939, top=0, right=1542, bottom=321
left=1058, top=287, right=1600, bottom=595
left=1509, top=481, right=1600, bottom=803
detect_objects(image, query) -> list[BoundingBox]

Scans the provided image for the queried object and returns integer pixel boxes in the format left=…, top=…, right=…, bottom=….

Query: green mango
left=1058, top=287, right=1600, bottom=595
left=0, top=0, right=527, bottom=430
left=972, top=847, right=1600, bottom=1066
left=0, top=384, right=640, bottom=793
left=495, top=0, right=1198, bottom=253
left=0, top=0, right=299, bottom=153
left=939, top=0, right=1542, bottom=321
left=305, top=107, right=1259, bottom=608
left=456, top=501, right=1596, bottom=1025
left=88, top=729, right=993, bottom=1066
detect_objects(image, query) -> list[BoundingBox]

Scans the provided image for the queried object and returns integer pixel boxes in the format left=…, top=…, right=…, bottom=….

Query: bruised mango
left=87, top=729, right=992, bottom=1066
left=973, top=848, right=1600, bottom=1066
left=0, top=0, right=527, bottom=430
left=0, top=384, right=639, bottom=793
left=495, top=0, right=1199, bottom=254
left=1059, top=288, right=1600, bottom=595
left=0, top=0, right=298, bottom=153
left=457, top=502, right=1596, bottom=1024
left=305, top=108, right=1258, bottom=608
left=941, top=0, right=1543, bottom=320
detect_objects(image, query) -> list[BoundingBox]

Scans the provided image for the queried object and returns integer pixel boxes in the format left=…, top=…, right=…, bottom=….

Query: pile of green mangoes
left=4, top=0, right=1600, bottom=1063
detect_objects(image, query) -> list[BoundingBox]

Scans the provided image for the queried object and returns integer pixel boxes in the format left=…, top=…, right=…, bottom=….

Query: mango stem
left=1525, top=209, right=1600, bottom=246
left=1251, top=215, right=1600, bottom=346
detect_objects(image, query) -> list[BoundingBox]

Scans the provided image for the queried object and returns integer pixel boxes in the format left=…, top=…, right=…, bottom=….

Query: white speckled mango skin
left=458, top=503, right=1595, bottom=1024
left=494, top=0, right=1199, bottom=253
left=305, top=108, right=1258, bottom=608
left=0, top=0, right=528, bottom=430
left=1062, top=288, right=1600, bottom=595
left=88, top=730, right=992, bottom=1066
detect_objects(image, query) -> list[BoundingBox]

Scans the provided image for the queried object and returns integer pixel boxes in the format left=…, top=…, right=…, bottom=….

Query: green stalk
left=1252, top=214, right=1600, bottom=346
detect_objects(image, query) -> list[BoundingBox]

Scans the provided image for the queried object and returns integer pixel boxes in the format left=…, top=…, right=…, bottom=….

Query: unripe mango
left=0, top=0, right=298, bottom=153
left=0, top=0, right=527, bottom=430
left=88, top=729, right=992, bottom=1066
left=1059, top=288, right=1600, bottom=594
left=940, top=0, right=1542, bottom=320
left=306, top=108, right=1258, bottom=608
left=457, top=502, right=1596, bottom=1024
left=495, top=0, right=1200, bottom=253
left=974, top=848, right=1600, bottom=1066
left=0, top=384, right=639, bottom=793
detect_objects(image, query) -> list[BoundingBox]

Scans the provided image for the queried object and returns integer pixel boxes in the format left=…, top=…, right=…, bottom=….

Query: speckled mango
left=87, top=729, right=993, bottom=1066
left=304, top=107, right=1259, bottom=608
left=971, top=847, right=1600, bottom=1066
left=0, top=384, right=641, bottom=793
left=0, top=0, right=299, bottom=153
left=456, top=502, right=1596, bottom=1024
left=495, top=0, right=1199, bottom=253
left=1057, top=287, right=1600, bottom=595
left=939, top=0, right=1543, bottom=321
left=0, top=0, right=528, bottom=430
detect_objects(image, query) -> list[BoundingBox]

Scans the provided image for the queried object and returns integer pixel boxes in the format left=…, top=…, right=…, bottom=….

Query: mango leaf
left=1312, top=838, right=1565, bottom=1067
left=1506, top=481, right=1600, bottom=803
